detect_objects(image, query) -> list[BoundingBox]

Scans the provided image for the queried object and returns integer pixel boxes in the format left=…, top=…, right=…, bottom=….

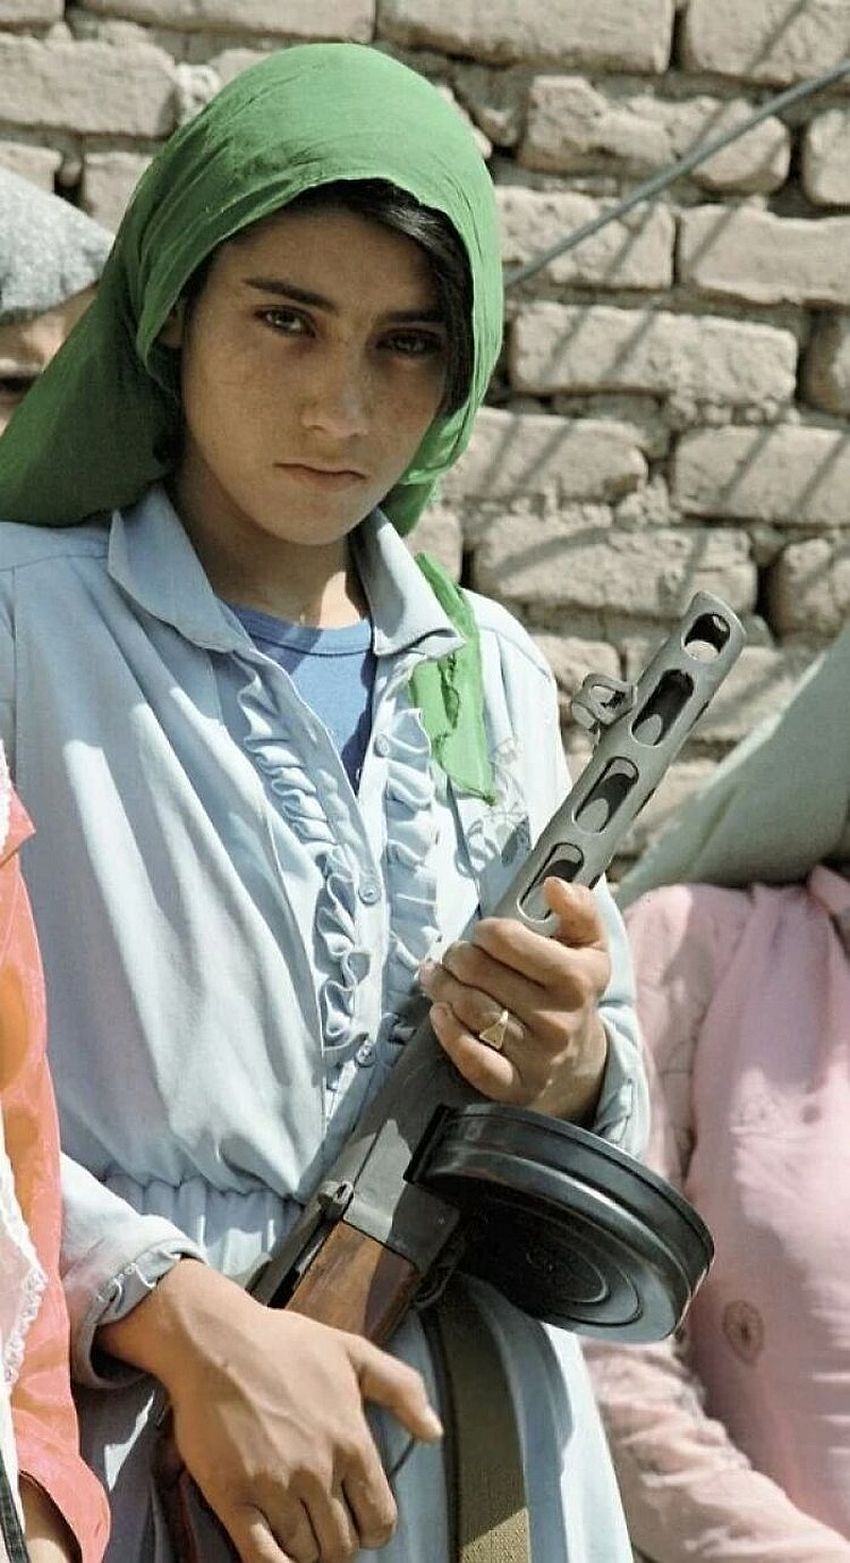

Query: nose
left=300, top=347, right=371, bottom=440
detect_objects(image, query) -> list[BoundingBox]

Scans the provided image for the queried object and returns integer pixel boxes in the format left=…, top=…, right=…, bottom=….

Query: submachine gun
left=250, top=591, right=745, bottom=1346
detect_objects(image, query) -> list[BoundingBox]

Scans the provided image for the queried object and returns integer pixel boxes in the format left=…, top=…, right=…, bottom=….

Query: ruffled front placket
left=381, top=701, right=441, bottom=1045
left=232, top=653, right=371, bottom=1067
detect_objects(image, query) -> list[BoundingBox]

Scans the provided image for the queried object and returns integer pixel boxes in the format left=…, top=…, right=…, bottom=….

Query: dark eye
left=383, top=330, right=446, bottom=360
left=257, top=308, right=310, bottom=336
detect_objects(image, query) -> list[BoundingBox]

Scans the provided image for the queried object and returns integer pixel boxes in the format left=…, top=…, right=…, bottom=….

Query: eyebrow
left=242, top=276, right=446, bottom=324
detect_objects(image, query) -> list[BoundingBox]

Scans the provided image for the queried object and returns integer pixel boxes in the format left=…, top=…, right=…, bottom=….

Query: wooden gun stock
left=285, top=1224, right=421, bottom=1345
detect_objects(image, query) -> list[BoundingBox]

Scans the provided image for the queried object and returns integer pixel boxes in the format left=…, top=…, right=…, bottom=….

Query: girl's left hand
left=418, top=877, right=610, bottom=1123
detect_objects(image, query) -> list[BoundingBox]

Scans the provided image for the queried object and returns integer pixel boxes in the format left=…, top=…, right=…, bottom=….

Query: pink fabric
left=1, top=793, right=110, bottom=1562
left=586, top=873, right=850, bottom=1561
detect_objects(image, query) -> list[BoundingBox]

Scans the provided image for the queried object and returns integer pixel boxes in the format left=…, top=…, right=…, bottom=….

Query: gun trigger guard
left=570, top=673, right=636, bottom=735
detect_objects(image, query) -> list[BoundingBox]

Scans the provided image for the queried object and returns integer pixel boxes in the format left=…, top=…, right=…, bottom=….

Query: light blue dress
left=0, top=486, right=647, bottom=1560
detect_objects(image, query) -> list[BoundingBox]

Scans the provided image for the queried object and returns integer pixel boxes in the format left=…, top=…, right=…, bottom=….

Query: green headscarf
left=0, top=44, right=504, bottom=797
left=617, top=620, right=850, bottom=905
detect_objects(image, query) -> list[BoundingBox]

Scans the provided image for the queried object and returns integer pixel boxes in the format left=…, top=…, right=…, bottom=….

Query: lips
left=279, top=460, right=367, bottom=476
left=277, top=461, right=368, bottom=490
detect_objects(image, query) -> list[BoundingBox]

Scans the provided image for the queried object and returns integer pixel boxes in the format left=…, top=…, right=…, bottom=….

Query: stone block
left=519, top=77, right=789, bottom=194
left=532, top=634, right=620, bottom=710
left=511, top=304, right=797, bottom=411
left=498, top=189, right=674, bottom=291
left=0, top=0, right=62, bottom=20
left=802, top=108, right=850, bottom=206
left=673, top=426, right=850, bottom=528
left=443, top=408, right=646, bottom=504
left=78, top=0, right=374, bottom=36
left=519, top=76, right=667, bottom=173
left=615, top=474, right=679, bottom=529
left=0, top=36, right=175, bottom=137
left=0, top=142, right=61, bottom=190
left=82, top=152, right=150, bottom=231
left=406, top=504, right=462, bottom=580
left=766, top=536, right=850, bottom=636
left=804, top=314, right=850, bottom=416
left=471, top=523, right=756, bottom=617
left=683, top=0, right=850, bottom=87
left=680, top=205, right=850, bottom=309
left=377, top=0, right=675, bottom=72
left=687, top=105, right=791, bottom=196
left=551, top=395, right=670, bottom=459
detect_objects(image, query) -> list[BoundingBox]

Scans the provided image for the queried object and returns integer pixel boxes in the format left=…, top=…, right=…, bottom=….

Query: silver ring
left=478, top=1006, right=510, bottom=1051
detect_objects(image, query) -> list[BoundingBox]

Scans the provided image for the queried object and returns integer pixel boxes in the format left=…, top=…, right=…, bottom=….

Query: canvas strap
left=430, top=1281, right=532, bottom=1563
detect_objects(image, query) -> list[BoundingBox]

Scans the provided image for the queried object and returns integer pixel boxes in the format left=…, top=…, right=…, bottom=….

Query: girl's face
left=167, top=204, right=450, bottom=560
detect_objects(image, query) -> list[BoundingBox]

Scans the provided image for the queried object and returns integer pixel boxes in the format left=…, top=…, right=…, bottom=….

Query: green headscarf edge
left=0, top=44, right=505, bottom=800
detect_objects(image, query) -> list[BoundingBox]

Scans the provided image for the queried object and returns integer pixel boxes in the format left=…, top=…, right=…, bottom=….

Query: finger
left=470, top=893, right=610, bottom=993
left=346, top=1337, right=443, bottom=1443
left=342, top=1454, right=398, bottom=1553
left=430, top=1000, right=514, bottom=1092
left=542, top=878, right=608, bottom=949
left=433, top=937, right=603, bottom=1034
left=274, top=1506, right=320, bottom=1563
left=306, top=1487, right=359, bottom=1563
left=420, top=963, right=526, bottom=1052
left=244, top=1499, right=318, bottom=1563
left=229, top=1509, right=299, bottom=1563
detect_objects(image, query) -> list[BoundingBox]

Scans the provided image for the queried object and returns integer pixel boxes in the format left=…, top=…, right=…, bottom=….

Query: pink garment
left=1, top=793, right=110, bottom=1561
left=586, top=872, right=850, bottom=1562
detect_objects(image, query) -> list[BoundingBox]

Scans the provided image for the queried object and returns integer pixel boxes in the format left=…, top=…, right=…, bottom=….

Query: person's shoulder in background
left=0, top=166, right=112, bottom=434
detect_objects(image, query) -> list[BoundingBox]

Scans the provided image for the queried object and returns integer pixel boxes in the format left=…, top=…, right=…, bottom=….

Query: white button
left=359, top=876, right=381, bottom=905
left=374, top=734, right=391, bottom=757
left=355, top=1041, right=375, bottom=1067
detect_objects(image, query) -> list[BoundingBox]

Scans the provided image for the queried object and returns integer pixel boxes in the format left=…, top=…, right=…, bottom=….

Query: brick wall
left=3, top=0, right=849, bottom=859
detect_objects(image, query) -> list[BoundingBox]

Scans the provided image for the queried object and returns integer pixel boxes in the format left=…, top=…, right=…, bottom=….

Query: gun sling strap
left=429, top=1281, right=531, bottom=1563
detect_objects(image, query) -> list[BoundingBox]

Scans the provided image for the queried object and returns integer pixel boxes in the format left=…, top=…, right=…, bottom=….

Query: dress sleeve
left=60, top=1154, right=203, bottom=1390
left=0, top=798, right=111, bottom=1563
left=585, top=884, right=850, bottom=1563
left=589, top=874, right=647, bottom=1156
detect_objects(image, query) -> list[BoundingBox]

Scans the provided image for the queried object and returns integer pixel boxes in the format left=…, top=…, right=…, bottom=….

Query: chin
left=253, top=508, right=369, bottom=549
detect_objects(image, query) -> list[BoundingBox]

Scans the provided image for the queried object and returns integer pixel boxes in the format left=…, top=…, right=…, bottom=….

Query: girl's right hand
left=100, top=1260, right=442, bottom=1563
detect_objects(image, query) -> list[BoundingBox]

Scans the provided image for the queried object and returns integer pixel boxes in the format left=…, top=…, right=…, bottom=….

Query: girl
left=0, top=44, right=646, bottom=1563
